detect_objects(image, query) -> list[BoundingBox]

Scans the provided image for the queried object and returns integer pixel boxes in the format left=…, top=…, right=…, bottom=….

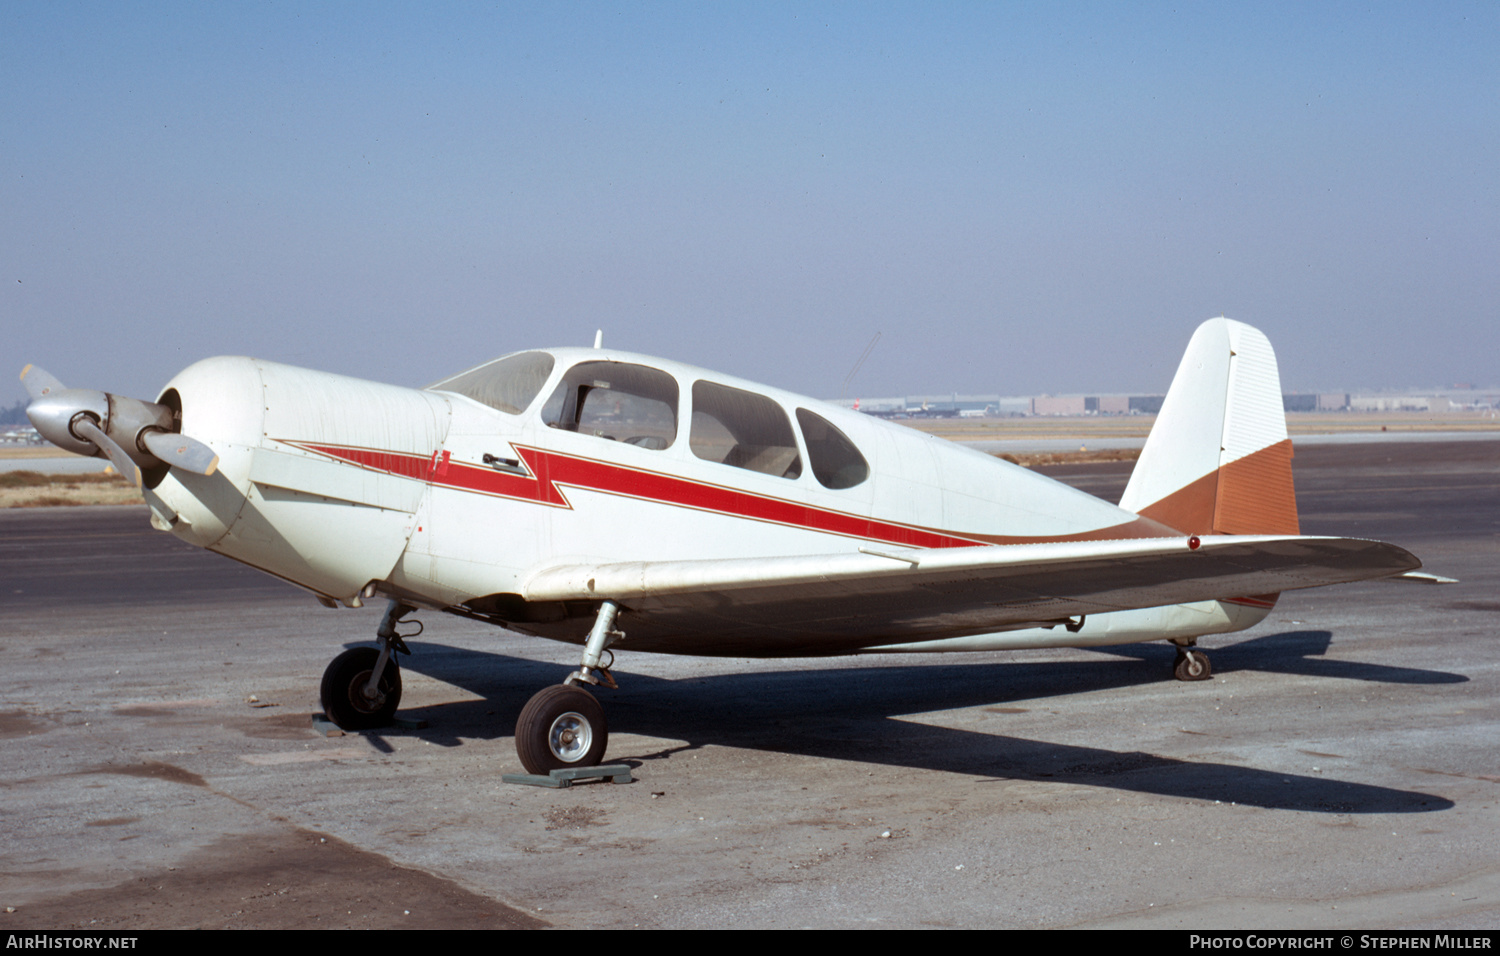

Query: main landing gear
left=320, top=601, right=417, bottom=730
left=515, top=684, right=608, bottom=773
left=1171, top=640, right=1212, bottom=682
left=515, top=600, right=624, bottom=775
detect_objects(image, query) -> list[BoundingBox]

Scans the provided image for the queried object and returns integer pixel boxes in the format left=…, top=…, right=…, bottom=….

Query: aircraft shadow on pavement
left=371, top=640, right=1453, bottom=815
left=1088, top=629, right=1468, bottom=685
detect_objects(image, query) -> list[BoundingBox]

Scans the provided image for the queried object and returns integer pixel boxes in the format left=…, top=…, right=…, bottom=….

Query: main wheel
left=515, top=684, right=608, bottom=774
left=320, top=647, right=402, bottom=730
left=1173, top=648, right=1212, bottom=682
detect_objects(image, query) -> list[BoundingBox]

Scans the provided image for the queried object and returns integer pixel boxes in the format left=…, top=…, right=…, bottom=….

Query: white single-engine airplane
left=22, top=318, right=1425, bottom=774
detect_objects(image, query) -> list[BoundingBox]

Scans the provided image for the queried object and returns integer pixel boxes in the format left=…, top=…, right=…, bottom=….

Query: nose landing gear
left=321, top=646, right=403, bottom=729
left=319, top=600, right=418, bottom=730
left=1172, top=643, right=1212, bottom=682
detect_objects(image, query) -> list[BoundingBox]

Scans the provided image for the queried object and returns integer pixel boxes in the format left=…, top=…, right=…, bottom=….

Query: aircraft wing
left=514, top=535, right=1420, bottom=656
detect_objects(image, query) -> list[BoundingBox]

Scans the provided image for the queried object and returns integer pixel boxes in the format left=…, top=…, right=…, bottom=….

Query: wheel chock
left=312, top=714, right=345, bottom=737
left=503, top=765, right=634, bottom=788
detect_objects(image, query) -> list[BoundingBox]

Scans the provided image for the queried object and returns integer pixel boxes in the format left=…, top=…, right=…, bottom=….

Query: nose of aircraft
left=20, top=364, right=220, bottom=487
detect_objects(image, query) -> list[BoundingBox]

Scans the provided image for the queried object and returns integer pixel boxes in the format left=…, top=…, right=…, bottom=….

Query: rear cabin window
left=428, top=351, right=556, bottom=415
left=796, top=408, right=870, bottom=489
left=690, top=381, right=802, bottom=480
left=541, top=361, right=678, bottom=449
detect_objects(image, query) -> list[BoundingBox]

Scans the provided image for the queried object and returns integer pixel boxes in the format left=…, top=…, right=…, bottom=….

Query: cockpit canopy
left=429, top=350, right=869, bottom=490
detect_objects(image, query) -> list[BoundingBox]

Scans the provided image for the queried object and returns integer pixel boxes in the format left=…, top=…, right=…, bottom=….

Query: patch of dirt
left=90, top=761, right=208, bottom=788
left=0, top=710, right=45, bottom=738
left=113, top=706, right=184, bottom=719
left=544, top=806, right=607, bottom=831
left=239, top=710, right=327, bottom=741
left=0, top=829, right=547, bottom=930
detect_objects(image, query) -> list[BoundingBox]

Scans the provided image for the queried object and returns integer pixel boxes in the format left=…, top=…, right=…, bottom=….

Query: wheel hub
left=350, top=670, right=385, bottom=711
left=548, top=712, right=592, bottom=762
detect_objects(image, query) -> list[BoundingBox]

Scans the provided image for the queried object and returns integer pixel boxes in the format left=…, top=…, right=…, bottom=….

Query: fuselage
left=142, top=347, right=1268, bottom=653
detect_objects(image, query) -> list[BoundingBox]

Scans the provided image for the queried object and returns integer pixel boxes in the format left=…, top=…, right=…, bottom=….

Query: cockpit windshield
left=427, top=351, right=556, bottom=415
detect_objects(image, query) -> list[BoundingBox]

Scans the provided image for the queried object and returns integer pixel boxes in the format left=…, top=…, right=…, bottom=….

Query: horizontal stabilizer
left=1389, top=570, right=1458, bottom=585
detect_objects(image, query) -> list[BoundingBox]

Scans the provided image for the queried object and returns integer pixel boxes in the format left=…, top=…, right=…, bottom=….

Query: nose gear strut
left=318, top=599, right=420, bottom=731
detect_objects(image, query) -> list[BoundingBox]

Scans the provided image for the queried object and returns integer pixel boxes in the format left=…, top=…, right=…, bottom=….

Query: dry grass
left=904, top=418, right=1156, bottom=442
left=901, top=410, right=1500, bottom=443
left=0, top=446, right=91, bottom=460
left=0, top=470, right=144, bottom=508
left=993, top=448, right=1141, bottom=468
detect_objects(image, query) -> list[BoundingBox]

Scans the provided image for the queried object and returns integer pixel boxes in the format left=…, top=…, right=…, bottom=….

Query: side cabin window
left=690, top=381, right=802, bottom=479
left=796, top=408, right=869, bottom=489
left=541, top=361, right=678, bottom=449
left=428, top=351, right=556, bottom=415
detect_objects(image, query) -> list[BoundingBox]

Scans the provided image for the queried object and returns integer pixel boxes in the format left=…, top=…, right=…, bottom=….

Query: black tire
left=320, top=647, right=401, bottom=730
left=515, top=684, right=608, bottom=775
left=1173, top=649, right=1212, bottom=682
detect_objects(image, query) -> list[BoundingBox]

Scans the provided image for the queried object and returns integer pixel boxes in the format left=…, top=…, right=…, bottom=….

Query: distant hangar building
left=835, top=387, right=1495, bottom=418
left=1282, top=394, right=1351, bottom=411
left=1029, top=394, right=1163, bottom=416
left=834, top=393, right=1166, bottom=417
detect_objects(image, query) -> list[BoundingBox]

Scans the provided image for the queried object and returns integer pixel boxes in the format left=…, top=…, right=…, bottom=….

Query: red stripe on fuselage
left=1223, top=594, right=1279, bottom=609
left=280, top=441, right=1163, bottom=550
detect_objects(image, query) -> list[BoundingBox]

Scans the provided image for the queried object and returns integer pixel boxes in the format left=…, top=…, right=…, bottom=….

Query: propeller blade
left=141, top=430, right=219, bottom=476
left=73, top=418, right=142, bottom=488
left=20, top=364, right=65, bottom=400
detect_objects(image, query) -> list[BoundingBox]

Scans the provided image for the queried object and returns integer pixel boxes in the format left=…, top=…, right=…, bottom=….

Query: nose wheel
left=516, top=684, right=608, bottom=774
left=319, top=600, right=416, bottom=730
left=1173, top=647, right=1212, bottom=682
left=320, top=646, right=402, bottom=729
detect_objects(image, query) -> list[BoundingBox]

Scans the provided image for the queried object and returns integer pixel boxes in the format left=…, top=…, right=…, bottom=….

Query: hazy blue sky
left=5, top=2, right=1496, bottom=405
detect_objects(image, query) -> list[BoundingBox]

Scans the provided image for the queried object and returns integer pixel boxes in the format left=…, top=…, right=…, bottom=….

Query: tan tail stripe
left=1137, top=439, right=1298, bottom=536
left=1216, top=438, right=1298, bottom=535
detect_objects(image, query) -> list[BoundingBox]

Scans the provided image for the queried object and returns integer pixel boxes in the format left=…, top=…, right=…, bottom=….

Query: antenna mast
left=840, top=332, right=881, bottom=400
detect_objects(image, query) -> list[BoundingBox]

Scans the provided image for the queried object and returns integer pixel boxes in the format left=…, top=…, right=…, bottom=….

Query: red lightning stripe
left=280, top=441, right=1169, bottom=549
left=1223, top=595, right=1279, bottom=609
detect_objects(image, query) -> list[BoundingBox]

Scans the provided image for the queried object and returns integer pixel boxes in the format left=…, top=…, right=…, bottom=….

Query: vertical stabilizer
left=1118, top=318, right=1298, bottom=536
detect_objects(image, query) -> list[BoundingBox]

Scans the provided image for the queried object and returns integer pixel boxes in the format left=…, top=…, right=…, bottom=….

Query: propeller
left=19, top=364, right=219, bottom=488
